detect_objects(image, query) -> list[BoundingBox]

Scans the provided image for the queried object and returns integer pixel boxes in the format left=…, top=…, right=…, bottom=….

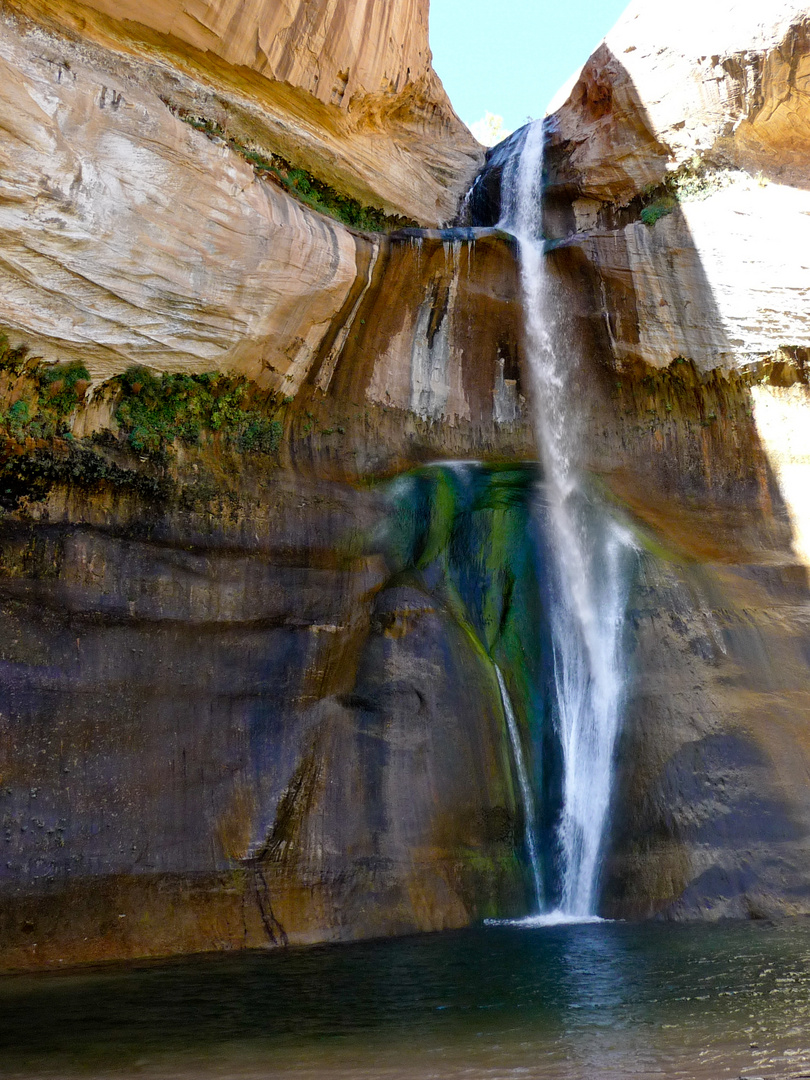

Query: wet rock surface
left=4, top=0, right=810, bottom=968
left=0, top=458, right=539, bottom=969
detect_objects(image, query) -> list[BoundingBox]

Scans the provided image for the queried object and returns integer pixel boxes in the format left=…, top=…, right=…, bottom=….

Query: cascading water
left=495, top=665, right=543, bottom=910
left=500, top=121, right=635, bottom=918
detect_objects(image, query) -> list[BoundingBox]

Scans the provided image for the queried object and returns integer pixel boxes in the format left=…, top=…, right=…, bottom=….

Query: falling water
left=495, top=665, right=543, bottom=909
left=500, top=122, right=634, bottom=917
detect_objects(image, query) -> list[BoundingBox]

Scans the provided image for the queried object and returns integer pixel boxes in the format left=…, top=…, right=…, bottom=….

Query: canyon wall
left=0, top=0, right=538, bottom=969
left=4, top=0, right=810, bottom=971
left=0, top=208, right=534, bottom=970
left=0, top=454, right=540, bottom=968
left=0, top=1, right=486, bottom=382
left=3, top=0, right=480, bottom=225
left=468, top=0, right=810, bottom=920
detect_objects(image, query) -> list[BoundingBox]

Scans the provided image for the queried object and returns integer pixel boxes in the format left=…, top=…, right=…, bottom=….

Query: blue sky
left=429, top=0, right=630, bottom=136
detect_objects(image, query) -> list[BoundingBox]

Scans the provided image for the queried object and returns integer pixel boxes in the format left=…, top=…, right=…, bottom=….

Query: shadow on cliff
left=534, top=50, right=810, bottom=922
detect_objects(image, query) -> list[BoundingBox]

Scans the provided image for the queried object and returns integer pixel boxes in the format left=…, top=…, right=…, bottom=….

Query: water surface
left=2, top=919, right=810, bottom=1079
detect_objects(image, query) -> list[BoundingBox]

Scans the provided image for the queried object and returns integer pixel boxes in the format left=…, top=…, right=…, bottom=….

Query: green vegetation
left=0, top=335, right=27, bottom=374
left=640, top=158, right=739, bottom=227
left=114, top=367, right=283, bottom=456
left=640, top=197, right=677, bottom=226
left=0, top=339, right=285, bottom=459
left=668, top=157, right=736, bottom=202
left=0, top=341, right=170, bottom=509
left=0, top=339, right=289, bottom=513
left=0, top=337, right=91, bottom=440
left=38, top=359, right=91, bottom=418
left=1, top=333, right=286, bottom=458
left=168, top=106, right=417, bottom=233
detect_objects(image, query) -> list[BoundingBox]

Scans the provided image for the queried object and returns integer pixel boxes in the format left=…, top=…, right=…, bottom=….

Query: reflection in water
left=2, top=920, right=810, bottom=1079
left=556, top=923, right=660, bottom=1079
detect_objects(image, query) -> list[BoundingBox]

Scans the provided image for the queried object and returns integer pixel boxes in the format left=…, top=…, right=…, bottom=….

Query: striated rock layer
left=466, top=0, right=810, bottom=921
left=0, top=267, right=534, bottom=970
left=0, top=0, right=532, bottom=969
left=0, top=9, right=495, bottom=389
left=0, top=454, right=539, bottom=969
left=4, top=0, right=481, bottom=225
left=43, top=0, right=436, bottom=110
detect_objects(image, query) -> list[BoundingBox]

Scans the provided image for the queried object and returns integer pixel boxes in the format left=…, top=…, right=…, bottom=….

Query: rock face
left=5, top=0, right=481, bottom=224
left=0, top=454, right=540, bottom=969
left=49, top=0, right=434, bottom=111
left=5, top=0, right=810, bottom=971
left=479, top=0, right=810, bottom=921
left=0, top=14, right=355, bottom=382
left=539, top=0, right=810, bottom=585
left=0, top=0, right=534, bottom=971
left=0, top=9, right=501, bottom=397
left=545, top=0, right=810, bottom=368
left=549, top=0, right=810, bottom=202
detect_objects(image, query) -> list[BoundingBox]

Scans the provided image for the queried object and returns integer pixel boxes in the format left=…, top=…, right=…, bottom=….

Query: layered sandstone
left=0, top=456, right=535, bottom=969
left=537, top=0, right=810, bottom=920
left=0, top=9, right=502, bottom=402
left=0, top=0, right=532, bottom=971
left=0, top=236, right=533, bottom=969
left=541, top=0, right=810, bottom=569
left=0, top=14, right=356, bottom=383
left=42, top=0, right=435, bottom=110
left=4, top=0, right=481, bottom=224
left=550, top=0, right=810, bottom=203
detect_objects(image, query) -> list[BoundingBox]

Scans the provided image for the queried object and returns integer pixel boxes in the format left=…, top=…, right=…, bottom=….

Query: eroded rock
left=5, top=0, right=482, bottom=223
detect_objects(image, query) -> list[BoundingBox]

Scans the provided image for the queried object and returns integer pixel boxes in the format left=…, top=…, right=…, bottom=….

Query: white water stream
left=495, top=665, right=543, bottom=909
left=500, top=122, right=634, bottom=918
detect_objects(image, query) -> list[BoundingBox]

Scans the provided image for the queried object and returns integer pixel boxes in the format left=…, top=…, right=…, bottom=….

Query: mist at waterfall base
left=4, top=920, right=810, bottom=1079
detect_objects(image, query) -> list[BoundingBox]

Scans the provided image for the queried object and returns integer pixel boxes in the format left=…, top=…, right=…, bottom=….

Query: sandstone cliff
left=0, top=3, right=489, bottom=386
left=0, top=448, right=539, bottom=968
left=4, top=0, right=481, bottom=224
left=0, top=0, right=535, bottom=970
left=0, top=243, right=534, bottom=970
left=467, top=0, right=810, bottom=921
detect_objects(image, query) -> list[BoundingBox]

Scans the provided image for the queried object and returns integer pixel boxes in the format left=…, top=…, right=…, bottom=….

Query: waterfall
left=500, top=122, right=634, bottom=918
left=495, top=665, right=543, bottom=910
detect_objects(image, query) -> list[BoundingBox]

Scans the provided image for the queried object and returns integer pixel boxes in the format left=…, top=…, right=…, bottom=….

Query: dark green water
left=2, top=919, right=810, bottom=1079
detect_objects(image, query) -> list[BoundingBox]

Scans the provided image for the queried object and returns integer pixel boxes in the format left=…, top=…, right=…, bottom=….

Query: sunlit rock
left=5, top=0, right=482, bottom=224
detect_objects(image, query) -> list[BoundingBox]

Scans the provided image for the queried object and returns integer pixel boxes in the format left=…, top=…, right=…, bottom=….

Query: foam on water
left=485, top=911, right=606, bottom=928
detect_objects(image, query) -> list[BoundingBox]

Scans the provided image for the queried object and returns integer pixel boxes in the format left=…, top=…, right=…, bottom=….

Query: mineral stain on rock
left=4, top=0, right=810, bottom=970
left=0, top=454, right=544, bottom=966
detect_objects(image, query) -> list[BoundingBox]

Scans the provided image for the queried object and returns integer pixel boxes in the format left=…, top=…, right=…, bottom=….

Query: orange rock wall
left=63, top=0, right=434, bottom=109
left=5, top=0, right=482, bottom=223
